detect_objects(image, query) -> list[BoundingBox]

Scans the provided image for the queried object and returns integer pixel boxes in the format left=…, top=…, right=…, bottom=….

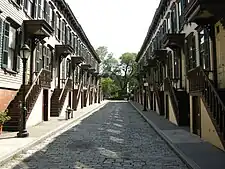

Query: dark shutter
left=184, top=39, right=188, bottom=72
left=44, top=0, right=50, bottom=22
left=37, top=0, right=42, bottom=18
left=24, top=0, right=28, bottom=11
left=0, top=18, right=3, bottom=62
left=2, top=21, right=10, bottom=68
left=15, top=30, right=22, bottom=72
left=54, top=12, right=57, bottom=37
left=32, top=0, right=38, bottom=19
left=46, top=2, right=50, bottom=23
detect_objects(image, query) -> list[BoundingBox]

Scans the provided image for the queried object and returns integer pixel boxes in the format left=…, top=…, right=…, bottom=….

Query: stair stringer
left=26, top=88, right=44, bottom=127
left=200, top=98, right=225, bottom=150
left=164, top=91, right=179, bottom=125
left=59, top=92, right=69, bottom=118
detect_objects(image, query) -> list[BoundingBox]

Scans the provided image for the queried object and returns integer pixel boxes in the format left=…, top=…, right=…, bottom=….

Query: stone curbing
left=129, top=101, right=200, bottom=169
left=0, top=101, right=108, bottom=166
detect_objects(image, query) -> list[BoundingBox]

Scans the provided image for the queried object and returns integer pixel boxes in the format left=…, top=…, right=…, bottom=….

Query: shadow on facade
left=9, top=102, right=137, bottom=169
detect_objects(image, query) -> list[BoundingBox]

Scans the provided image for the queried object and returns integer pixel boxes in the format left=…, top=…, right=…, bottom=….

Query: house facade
left=135, top=0, right=225, bottom=150
left=0, top=0, right=102, bottom=131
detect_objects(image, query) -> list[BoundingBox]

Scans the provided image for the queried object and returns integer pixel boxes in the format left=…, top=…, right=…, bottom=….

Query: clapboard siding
left=0, top=1, right=26, bottom=89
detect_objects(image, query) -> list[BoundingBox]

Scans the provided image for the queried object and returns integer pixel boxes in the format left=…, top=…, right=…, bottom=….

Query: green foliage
left=96, top=46, right=137, bottom=99
left=0, top=109, right=11, bottom=125
left=101, top=77, right=119, bottom=98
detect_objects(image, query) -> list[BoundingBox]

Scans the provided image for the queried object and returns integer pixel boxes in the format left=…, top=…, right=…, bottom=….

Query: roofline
left=135, top=0, right=167, bottom=62
left=54, top=0, right=101, bottom=63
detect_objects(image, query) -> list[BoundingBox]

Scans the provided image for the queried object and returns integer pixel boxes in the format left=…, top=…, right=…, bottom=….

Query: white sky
left=66, top=0, right=160, bottom=58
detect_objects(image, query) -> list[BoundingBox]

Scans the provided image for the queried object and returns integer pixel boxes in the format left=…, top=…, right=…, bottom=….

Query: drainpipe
left=29, top=39, right=36, bottom=85
left=57, top=56, right=61, bottom=89
left=210, top=25, right=218, bottom=88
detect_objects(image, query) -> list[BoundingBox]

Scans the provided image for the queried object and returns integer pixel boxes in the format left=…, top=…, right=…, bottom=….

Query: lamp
left=143, top=76, right=148, bottom=111
left=20, top=44, right=31, bottom=60
left=17, top=44, right=30, bottom=138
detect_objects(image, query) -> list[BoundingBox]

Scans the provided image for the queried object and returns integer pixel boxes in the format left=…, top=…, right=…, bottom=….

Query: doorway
left=68, top=91, right=72, bottom=108
left=43, top=89, right=48, bottom=121
left=153, top=94, right=156, bottom=111
left=192, top=96, right=201, bottom=136
left=150, top=92, right=153, bottom=110
left=81, top=91, right=84, bottom=109
left=165, top=95, right=169, bottom=119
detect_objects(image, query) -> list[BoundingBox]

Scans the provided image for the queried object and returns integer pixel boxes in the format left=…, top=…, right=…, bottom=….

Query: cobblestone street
left=1, top=101, right=188, bottom=169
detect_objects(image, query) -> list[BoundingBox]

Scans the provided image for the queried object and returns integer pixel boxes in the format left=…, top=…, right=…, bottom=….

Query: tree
left=115, top=53, right=137, bottom=96
left=95, top=46, right=118, bottom=74
left=101, top=77, right=119, bottom=98
left=96, top=46, right=137, bottom=99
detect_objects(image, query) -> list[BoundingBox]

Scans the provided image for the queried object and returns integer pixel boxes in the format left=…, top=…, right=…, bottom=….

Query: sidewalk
left=0, top=100, right=108, bottom=166
left=130, top=101, right=225, bottom=169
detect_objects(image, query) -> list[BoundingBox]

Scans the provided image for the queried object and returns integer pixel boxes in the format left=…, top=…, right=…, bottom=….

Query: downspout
left=210, top=25, right=218, bottom=88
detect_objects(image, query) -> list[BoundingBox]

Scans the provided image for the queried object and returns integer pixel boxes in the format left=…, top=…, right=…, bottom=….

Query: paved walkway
left=0, top=101, right=108, bottom=166
left=1, top=101, right=188, bottom=169
left=130, top=101, right=225, bottom=169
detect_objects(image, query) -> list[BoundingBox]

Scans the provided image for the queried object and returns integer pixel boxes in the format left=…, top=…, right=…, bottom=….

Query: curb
left=129, top=101, right=201, bottom=169
left=0, top=101, right=108, bottom=166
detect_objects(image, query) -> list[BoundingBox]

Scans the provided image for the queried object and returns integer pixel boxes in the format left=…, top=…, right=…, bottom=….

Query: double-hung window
left=12, top=0, right=22, bottom=6
left=171, top=5, right=177, bottom=33
left=199, top=28, right=210, bottom=70
left=185, top=33, right=196, bottom=71
left=61, top=20, right=66, bottom=44
left=49, top=3, right=55, bottom=28
left=24, top=0, right=37, bottom=18
left=56, top=13, right=61, bottom=40
left=2, top=20, right=21, bottom=72
left=43, top=0, right=50, bottom=23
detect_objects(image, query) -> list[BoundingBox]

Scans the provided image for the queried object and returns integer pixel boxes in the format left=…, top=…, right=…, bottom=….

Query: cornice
left=52, top=0, right=101, bottom=63
left=136, top=0, right=168, bottom=62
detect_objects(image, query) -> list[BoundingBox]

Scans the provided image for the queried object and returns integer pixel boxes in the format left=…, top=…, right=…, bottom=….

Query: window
left=185, top=33, right=196, bottom=71
left=75, top=66, right=79, bottom=84
left=166, top=16, right=171, bottom=33
left=43, top=46, right=50, bottom=70
left=174, top=49, right=181, bottom=79
left=24, top=0, right=37, bottom=18
left=56, top=13, right=61, bottom=40
left=65, top=25, right=68, bottom=44
left=61, top=20, right=66, bottom=44
left=66, top=59, right=71, bottom=77
left=72, top=33, right=75, bottom=50
left=35, top=43, right=42, bottom=72
left=171, top=5, right=177, bottom=33
left=199, top=29, right=210, bottom=70
left=2, top=20, right=21, bottom=72
left=75, top=36, right=79, bottom=55
left=13, top=0, right=22, bottom=6
left=43, top=0, right=50, bottom=23
left=68, top=28, right=72, bottom=46
left=49, top=4, right=55, bottom=28
left=37, top=0, right=43, bottom=18
left=24, top=0, right=28, bottom=11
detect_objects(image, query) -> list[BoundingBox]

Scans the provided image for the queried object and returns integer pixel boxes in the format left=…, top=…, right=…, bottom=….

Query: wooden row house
left=0, top=0, right=102, bottom=131
left=135, top=0, right=225, bottom=151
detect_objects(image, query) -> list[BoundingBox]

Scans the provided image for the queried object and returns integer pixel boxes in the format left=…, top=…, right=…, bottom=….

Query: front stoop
left=0, top=101, right=108, bottom=166
left=129, top=101, right=225, bottom=169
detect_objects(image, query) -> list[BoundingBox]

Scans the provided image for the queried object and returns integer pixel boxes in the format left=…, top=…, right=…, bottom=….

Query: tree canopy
left=96, top=46, right=138, bottom=99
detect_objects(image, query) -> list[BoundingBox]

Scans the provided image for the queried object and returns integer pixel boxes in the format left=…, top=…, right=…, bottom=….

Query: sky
left=65, top=0, right=160, bottom=58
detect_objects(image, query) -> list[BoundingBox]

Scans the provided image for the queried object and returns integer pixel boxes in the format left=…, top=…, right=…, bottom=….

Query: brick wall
left=0, top=89, right=17, bottom=112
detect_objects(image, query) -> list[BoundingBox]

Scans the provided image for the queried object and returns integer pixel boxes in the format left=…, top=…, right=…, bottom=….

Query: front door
left=68, top=91, right=72, bottom=108
left=192, top=96, right=201, bottom=136
left=165, top=94, right=169, bottom=119
left=43, top=89, right=48, bottom=121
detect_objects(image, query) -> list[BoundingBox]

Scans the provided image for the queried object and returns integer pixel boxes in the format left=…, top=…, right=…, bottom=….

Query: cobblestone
left=1, top=102, right=188, bottom=169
